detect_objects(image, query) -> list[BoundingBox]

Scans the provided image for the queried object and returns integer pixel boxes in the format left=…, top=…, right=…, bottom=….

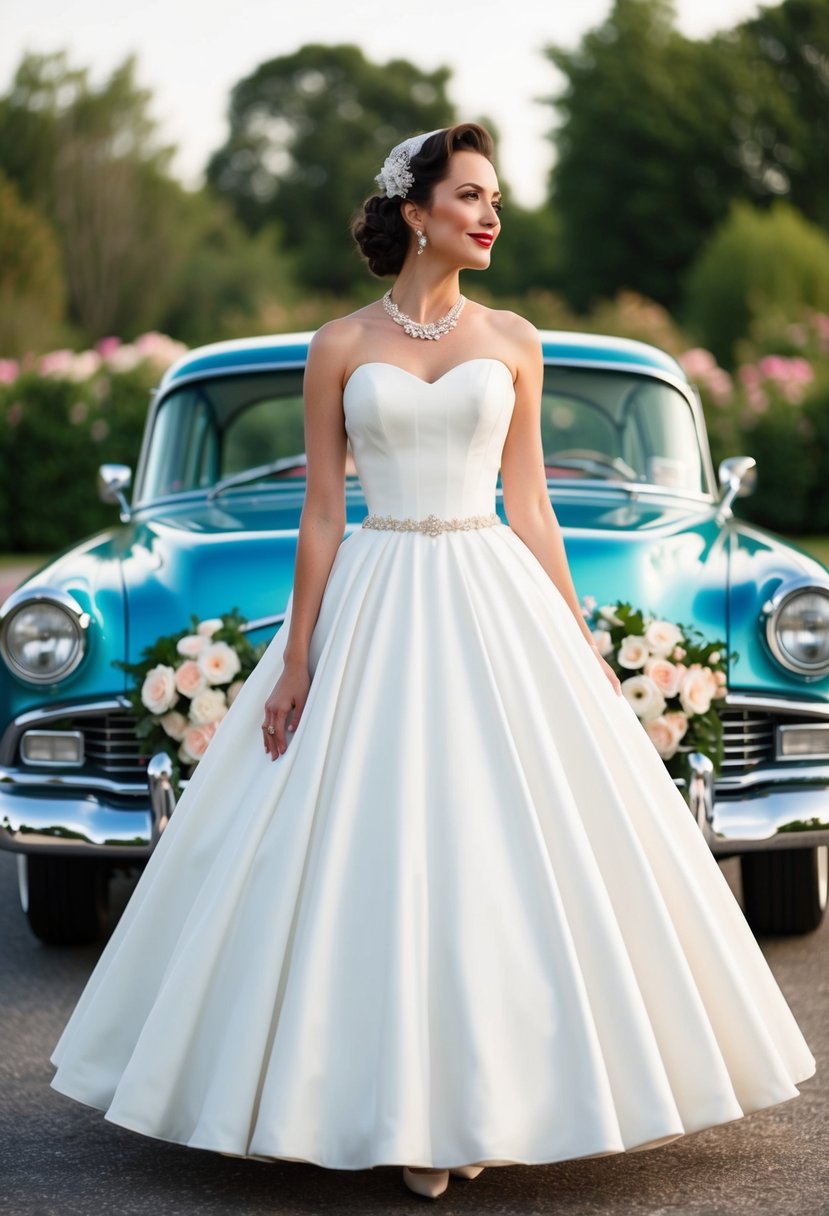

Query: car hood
left=120, top=496, right=308, bottom=661
left=554, top=495, right=730, bottom=644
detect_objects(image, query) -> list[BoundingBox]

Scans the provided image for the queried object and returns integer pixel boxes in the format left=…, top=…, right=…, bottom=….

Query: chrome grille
left=59, top=710, right=146, bottom=777
left=718, top=709, right=775, bottom=771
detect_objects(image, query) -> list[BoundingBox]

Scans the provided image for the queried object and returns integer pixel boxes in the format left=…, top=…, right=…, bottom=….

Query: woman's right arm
left=262, top=325, right=350, bottom=758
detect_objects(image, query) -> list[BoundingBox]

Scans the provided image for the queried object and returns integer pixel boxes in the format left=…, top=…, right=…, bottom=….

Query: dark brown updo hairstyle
left=351, top=122, right=495, bottom=278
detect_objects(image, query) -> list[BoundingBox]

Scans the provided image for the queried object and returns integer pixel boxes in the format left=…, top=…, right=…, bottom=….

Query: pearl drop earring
left=416, top=230, right=428, bottom=256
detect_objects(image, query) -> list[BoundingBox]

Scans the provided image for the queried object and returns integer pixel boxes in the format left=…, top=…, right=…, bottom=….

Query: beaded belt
left=361, top=511, right=500, bottom=537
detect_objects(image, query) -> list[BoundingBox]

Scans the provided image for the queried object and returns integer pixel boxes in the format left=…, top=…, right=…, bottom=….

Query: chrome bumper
left=2, top=751, right=829, bottom=860
left=684, top=753, right=829, bottom=855
left=0, top=756, right=177, bottom=858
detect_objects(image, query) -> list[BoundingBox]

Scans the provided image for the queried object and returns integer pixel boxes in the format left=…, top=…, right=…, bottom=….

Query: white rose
left=598, top=604, right=624, bottom=627
left=176, top=633, right=207, bottom=658
left=621, top=674, right=666, bottom=722
left=644, top=716, right=680, bottom=759
left=189, top=687, right=228, bottom=725
left=174, top=659, right=207, bottom=698
left=679, top=668, right=713, bottom=716
left=581, top=595, right=597, bottom=618
left=644, top=619, right=684, bottom=657
left=592, top=629, right=613, bottom=657
left=160, top=710, right=188, bottom=741
left=644, top=656, right=683, bottom=698
left=197, top=618, right=224, bottom=638
left=140, top=664, right=177, bottom=715
left=227, top=679, right=245, bottom=705
left=618, top=634, right=650, bottom=669
left=198, top=641, right=242, bottom=686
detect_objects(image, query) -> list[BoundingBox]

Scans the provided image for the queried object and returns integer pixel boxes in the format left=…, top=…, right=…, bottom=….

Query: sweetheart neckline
left=342, top=358, right=514, bottom=394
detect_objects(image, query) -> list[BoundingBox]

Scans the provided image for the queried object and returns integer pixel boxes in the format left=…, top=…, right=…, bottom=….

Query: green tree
left=206, top=44, right=455, bottom=293
left=545, top=0, right=753, bottom=312
left=0, top=53, right=212, bottom=342
left=0, top=170, right=67, bottom=356
left=544, top=0, right=829, bottom=315
left=735, top=0, right=829, bottom=230
left=683, top=200, right=829, bottom=364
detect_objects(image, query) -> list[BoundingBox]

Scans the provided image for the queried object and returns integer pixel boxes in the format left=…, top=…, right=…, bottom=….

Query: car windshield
left=139, top=370, right=319, bottom=501
left=540, top=366, right=706, bottom=493
left=138, top=365, right=707, bottom=501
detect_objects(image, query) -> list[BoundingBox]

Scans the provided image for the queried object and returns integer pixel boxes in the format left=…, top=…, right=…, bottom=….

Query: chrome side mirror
left=716, top=456, right=757, bottom=525
left=97, top=464, right=132, bottom=521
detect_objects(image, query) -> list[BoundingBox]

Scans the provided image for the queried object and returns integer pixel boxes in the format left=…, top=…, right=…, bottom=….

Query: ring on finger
left=261, top=723, right=275, bottom=736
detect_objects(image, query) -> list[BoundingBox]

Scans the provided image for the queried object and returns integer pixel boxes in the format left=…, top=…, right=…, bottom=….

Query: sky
left=2, top=0, right=764, bottom=208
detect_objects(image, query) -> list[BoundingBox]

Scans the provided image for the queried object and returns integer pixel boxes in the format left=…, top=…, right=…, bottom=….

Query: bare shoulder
left=472, top=304, right=542, bottom=377
left=306, top=305, right=377, bottom=388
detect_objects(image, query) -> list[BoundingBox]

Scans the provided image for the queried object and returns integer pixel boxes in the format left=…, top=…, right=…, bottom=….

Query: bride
left=50, top=124, right=815, bottom=1202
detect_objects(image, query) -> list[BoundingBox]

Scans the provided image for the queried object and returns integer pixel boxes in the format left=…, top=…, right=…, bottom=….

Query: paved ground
left=0, top=847, right=826, bottom=1216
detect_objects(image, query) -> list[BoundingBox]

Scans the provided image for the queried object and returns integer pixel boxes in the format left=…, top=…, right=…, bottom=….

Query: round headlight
left=0, top=589, right=90, bottom=684
left=765, top=581, right=829, bottom=678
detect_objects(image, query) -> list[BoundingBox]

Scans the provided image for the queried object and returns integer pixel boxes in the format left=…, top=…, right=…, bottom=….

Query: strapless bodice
left=343, top=359, right=516, bottom=519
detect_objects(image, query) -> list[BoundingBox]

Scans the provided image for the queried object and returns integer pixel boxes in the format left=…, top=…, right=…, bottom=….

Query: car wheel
left=740, top=846, right=828, bottom=936
left=17, top=855, right=110, bottom=946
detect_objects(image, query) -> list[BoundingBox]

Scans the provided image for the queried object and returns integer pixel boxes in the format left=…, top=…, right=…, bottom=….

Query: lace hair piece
left=375, top=129, right=444, bottom=199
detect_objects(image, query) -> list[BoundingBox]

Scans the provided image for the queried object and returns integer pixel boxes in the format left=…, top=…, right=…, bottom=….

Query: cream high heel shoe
left=449, top=1164, right=485, bottom=1179
left=402, top=1166, right=450, bottom=1198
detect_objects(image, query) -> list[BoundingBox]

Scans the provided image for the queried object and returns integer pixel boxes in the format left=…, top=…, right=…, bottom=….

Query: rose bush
left=583, top=599, right=733, bottom=781
left=115, top=610, right=266, bottom=791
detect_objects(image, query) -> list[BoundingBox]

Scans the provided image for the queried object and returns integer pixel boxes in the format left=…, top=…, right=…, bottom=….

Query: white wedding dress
left=50, top=358, right=816, bottom=1170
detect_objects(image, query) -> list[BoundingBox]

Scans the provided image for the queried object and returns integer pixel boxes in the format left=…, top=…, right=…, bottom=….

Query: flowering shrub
left=114, top=612, right=265, bottom=790
left=0, top=332, right=188, bottom=552
left=583, top=599, right=731, bottom=781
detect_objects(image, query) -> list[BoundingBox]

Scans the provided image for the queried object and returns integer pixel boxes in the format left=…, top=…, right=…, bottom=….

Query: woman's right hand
left=262, top=658, right=311, bottom=760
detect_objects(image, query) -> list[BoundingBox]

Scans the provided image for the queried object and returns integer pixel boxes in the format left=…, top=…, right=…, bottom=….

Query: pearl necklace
left=382, top=289, right=466, bottom=341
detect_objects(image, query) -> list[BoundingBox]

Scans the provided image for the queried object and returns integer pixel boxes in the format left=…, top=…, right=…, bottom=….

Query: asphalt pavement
left=0, top=849, right=826, bottom=1215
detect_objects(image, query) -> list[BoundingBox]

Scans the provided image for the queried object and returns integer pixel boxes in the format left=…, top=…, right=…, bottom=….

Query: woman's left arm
left=499, top=320, right=622, bottom=695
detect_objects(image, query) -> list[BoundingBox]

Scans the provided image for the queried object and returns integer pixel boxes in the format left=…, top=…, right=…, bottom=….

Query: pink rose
left=644, top=656, right=682, bottom=698
left=175, top=659, right=206, bottom=698
left=198, top=641, right=241, bottom=685
left=140, top=664, right=177, bottom=714
left=179, top=721, right=217, bottom=764
left=679, top=668, right=714, bottom=716
left=664, top=711, right=689, bottom=743
left=618, top=635, right=650, bottom=669
left=644, top=716, right=681, bottom=759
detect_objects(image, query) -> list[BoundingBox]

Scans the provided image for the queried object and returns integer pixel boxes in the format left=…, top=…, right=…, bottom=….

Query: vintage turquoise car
left=2, top=331, right=829, bottom=944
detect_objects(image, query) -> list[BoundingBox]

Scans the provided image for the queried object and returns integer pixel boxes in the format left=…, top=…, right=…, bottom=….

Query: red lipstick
left=469, top=233, right=494, bottom=248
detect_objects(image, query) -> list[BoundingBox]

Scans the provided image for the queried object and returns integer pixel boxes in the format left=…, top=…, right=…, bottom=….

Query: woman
left=51, top=124, right=815, bottom=1202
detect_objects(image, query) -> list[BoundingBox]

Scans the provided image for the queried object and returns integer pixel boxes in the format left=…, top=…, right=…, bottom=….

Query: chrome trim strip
left=722, top=692, right=829, bottom=719
left=240, top=613, right=285, bottom=634
left=0, top=764, right=147, bottom=797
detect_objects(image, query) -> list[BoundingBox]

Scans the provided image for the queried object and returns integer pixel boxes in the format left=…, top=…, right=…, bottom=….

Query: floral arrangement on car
left=114, top=611, right=266, bottom=788
left=582, top=598, right=732, bottom=781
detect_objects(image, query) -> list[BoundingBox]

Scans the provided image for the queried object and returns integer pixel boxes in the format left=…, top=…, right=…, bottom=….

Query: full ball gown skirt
left=50, top=359, right=816, bottom=1170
